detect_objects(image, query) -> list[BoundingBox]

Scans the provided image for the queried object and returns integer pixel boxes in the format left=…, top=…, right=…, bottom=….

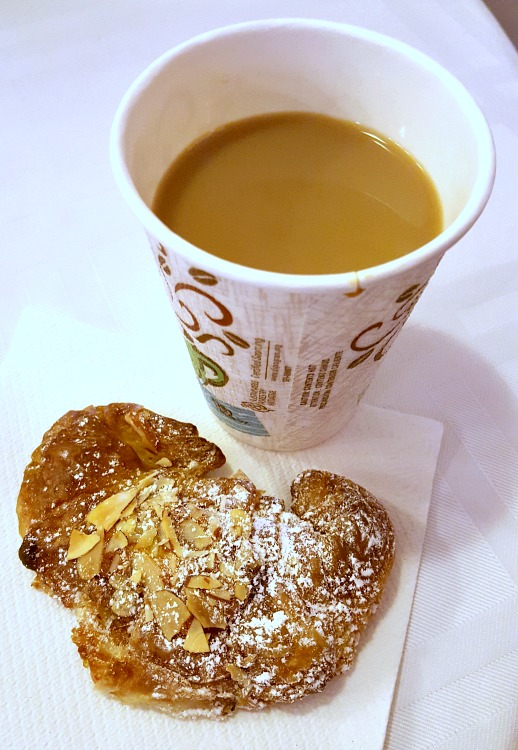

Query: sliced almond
left=115, top=514, right=137, bottom=539
left=130, top=569, right=142, bottom=584
left=110, top=586, right=138, bottom=617
left=156, top=456, right=172, bottom=467
left=183, top=548, right=211, bottom=560
left=229, top=508, right=251, bottom=538
left=150, top=499, right=166, bottom=520
left=219, top=561, right=235, bottom=579
left=229, top=508, right=250, bottom=521
left=135, top=525, right=158, bottom=550
left=161, top=510, right=184, bottom=557
left=135, top=482, right=156, bottom=506
left=105, top=530, right=128, bottom=553
left=155, top=477, right=179, bottom=498
left=185, top=590, right=227, bottom=629
left=186, top=575, right=221, bottom=590
left=143, top=603, right=154, bottom=623
left=163, top=552, right=178, bottom=577
left=109, top=570, right=127, bottom=590
left=149, top=589, right=191, bottom=640
left=183, top=618, right=210, bottom=653
left=86, top=486, right=140, bottom=531
left=208, top=516, right=221, bottom=538
left=89, top=472, right=157, bottom=532
left=76, top=529, right=104, bottom=580
left=187, top=503, right=203, bottom=520
left=180, top=519, right=204, bottom=542
left=184, top=590, right=212, bottom=629
left=66, top=529, right=101, bottom=560
left=234, top=581, right=249, bottom=601
left=156, top=519, right=169, bottom=546
left=139, top=472, right=159, bottom=490
left=204, top=550, right=216, bottom=570
left=207, top=588, right=233, bottom=602
left=193, top=536, right=212, bottom=550
left=109, top=551, right=122, bottom=574
left=119, top=498, right=138, bottom=519
left=137, top=553, right=163, bottom=593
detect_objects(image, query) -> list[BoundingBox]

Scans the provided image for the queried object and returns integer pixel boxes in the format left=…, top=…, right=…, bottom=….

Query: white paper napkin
left=0, top=307, right=443, bottom=750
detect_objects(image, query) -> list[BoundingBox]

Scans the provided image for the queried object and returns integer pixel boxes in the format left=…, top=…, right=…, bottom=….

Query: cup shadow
left=365, top=321, right=517, bottom=533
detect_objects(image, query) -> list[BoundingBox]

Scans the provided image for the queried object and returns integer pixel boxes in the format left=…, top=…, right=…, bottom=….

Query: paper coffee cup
left=111, top=19, right=495, bottom=451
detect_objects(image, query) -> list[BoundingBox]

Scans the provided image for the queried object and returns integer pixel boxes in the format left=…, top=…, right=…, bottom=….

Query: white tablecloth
left=1, top=2, right=517, bottom=748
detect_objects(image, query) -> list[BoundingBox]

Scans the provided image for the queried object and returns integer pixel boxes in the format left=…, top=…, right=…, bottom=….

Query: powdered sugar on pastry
left=17, top=403, right=395, bottom=718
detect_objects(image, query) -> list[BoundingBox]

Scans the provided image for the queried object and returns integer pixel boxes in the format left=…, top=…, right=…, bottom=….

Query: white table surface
left=1, top=1, right=517, bottom=748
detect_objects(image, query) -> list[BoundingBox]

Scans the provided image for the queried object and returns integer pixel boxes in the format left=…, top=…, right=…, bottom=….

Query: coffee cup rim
left=110, top=18, right=496, bottom=292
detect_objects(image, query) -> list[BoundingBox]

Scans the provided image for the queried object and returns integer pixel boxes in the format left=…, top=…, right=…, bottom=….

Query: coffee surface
left=153, top=112, right=442, bottom=274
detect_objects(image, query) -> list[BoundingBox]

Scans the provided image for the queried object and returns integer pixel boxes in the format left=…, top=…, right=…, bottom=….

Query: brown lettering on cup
left=347, top=283, right=426, bottom=368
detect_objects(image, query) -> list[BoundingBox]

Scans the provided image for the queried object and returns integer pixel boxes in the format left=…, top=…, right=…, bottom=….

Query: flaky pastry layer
left=17, top=403, right=395, bottom=717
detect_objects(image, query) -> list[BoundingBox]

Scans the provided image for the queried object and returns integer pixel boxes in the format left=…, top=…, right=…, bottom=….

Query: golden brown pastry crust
left=17, top=404, right=225, bottom=605
left=17, top=403, right=395, bottom=718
